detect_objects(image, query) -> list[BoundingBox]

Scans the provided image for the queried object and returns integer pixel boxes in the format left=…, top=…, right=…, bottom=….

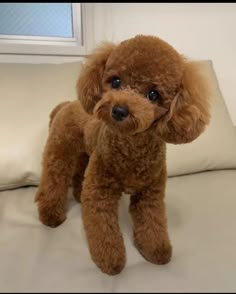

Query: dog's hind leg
left=35, top=102, right=84, bottom=227
left=72, top=152, right=89, bottom=203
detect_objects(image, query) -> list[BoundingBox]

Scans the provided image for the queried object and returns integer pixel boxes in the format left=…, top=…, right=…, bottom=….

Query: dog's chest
left=117, top=158, right=160, bottom=193
left=102, top=130, right=166, bottom=193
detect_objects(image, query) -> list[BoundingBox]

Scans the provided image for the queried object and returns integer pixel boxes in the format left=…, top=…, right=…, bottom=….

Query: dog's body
left=36, top=35, right=211, bottom=275
left=48, top=99, right=166, bottom=195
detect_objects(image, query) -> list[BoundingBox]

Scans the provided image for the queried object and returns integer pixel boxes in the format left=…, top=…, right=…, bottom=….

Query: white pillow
left=0, top=62, right=82, bottom=190
left=167, top=60, right=236, bottom=177
left=0, top=60, right=235, bottom=190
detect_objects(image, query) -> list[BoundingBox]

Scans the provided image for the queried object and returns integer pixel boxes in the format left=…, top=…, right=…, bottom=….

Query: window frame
left=0, top=3, right=95, bottom=56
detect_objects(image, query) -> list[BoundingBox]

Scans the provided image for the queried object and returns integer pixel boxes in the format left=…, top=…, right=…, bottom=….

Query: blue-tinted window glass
left=0, top=3, right=73, bottom=38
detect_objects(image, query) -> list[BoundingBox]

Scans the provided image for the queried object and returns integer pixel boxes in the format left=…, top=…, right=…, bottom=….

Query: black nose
left=112, top=106, right=129, bottom=121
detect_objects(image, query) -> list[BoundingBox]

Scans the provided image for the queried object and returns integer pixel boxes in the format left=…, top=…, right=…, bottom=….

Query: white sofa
left=0, top=60, right=235, bottom=292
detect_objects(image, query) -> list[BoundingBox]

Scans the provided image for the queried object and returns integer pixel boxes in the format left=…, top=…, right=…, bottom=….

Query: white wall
left=0, top=3, right=235, bottom=124
left=94, top=3, right=236, bottom=125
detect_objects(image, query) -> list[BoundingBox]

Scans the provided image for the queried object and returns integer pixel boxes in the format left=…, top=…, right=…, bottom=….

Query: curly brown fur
left=35, top=35, right=211, bottom=275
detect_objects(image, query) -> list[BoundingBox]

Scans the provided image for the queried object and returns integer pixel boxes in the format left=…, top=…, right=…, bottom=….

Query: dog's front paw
left=141, top=242, right=172, bottom=265
left=134, top=233, right=172, bottom=265
left=97, top=250, right=126, bottom=276
left=99, top=258, right=126, bottom=276
left=90, top=241, right=126, bottom=275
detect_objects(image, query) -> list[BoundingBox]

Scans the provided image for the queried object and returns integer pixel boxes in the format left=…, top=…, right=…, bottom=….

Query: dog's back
left=49, top=101, right=71, bottom=127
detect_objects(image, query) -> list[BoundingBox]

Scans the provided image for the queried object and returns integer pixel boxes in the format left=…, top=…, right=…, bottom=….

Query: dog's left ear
left=158, top=61, right=211, bottom=144
left=77, top=42, right=116, bottom=114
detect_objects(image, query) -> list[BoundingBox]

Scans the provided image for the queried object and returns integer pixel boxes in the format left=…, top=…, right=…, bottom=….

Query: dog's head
left=77, top=35, right=211, bottom=143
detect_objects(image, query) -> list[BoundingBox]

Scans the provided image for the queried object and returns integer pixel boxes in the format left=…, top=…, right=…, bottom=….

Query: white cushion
left=0, top=170, right=236, bottom=291
left=0, top=60, right=235, bottom=190
left=0, top=62, right=82, bottom=190
left=167, top=60, right=236, bottom=177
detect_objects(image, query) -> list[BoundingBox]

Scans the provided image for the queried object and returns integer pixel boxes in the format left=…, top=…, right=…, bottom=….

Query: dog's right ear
left=158, top=61, right=211, bottom=144
left=77, top=42, right=116, bottom=114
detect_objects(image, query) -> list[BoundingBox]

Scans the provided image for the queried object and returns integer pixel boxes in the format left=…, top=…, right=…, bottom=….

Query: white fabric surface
left=167, top=60, right=236, bottom=177
left=0, top=60, right=236, bottom=190
left=0, top=170, right=236, bottom=292
left=0, top=62, right=81, bottom=190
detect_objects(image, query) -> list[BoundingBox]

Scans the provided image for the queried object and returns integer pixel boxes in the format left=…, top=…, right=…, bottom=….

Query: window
left=0, top=3, right=95, bottom=56
left=0, top=3, right=74, bottom=39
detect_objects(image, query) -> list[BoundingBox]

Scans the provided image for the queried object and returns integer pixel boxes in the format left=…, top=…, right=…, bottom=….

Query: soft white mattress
left=0, top=170, right=235, bottom=292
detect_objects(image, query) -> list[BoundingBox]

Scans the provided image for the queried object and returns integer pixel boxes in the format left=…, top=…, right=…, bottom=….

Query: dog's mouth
left=94, top=101, right=139, bottom=134
left=93, top=91, right=168, bottom=134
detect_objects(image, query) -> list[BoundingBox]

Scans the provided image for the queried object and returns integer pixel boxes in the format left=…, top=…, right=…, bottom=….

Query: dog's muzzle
left=112, top=105, right=129, bottom=121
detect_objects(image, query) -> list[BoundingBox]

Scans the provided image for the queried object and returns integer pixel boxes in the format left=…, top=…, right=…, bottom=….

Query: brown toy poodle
left=35, top=35, right=211, bottom=275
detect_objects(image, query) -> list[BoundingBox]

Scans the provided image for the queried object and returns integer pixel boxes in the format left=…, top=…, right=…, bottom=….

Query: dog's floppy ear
left=77, top=42, right=116, bottom=114
left=159, top=61, right=211, bottom=144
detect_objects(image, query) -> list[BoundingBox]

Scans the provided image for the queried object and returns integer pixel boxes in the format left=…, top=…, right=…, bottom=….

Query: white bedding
left=0, top=170, right=235, bottom=292
left=0, top=57, right=235, bottom=292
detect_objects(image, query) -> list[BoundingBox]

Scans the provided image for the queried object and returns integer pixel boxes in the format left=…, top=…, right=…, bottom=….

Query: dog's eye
left=111, top=77, right=121, bottom=89
left=147, top=90, right=161, bottom=102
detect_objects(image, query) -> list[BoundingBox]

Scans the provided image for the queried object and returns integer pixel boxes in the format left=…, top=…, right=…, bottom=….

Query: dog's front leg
left=129, top=181, right=172, bottom=265
left=81, top=153, right=126, bottom=275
